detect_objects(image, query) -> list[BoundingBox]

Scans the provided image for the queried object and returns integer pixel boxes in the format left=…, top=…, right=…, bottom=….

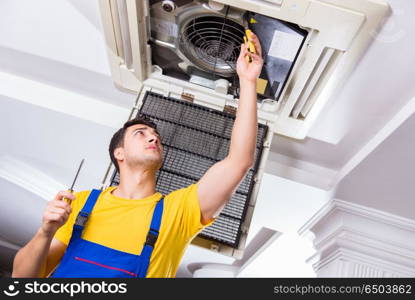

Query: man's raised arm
left=197, top=33, right=263, bottom=224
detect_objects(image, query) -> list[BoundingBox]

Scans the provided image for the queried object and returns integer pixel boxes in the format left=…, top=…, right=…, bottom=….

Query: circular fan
left=179, top=15, right=245, bottom=77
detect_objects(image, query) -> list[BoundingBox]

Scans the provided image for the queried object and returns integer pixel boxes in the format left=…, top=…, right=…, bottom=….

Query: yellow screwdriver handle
left=244, top=29, right=256, bottom=63
left=63, top=189, right=74, bottom=204
left=246, top=29, right=256, bottom=54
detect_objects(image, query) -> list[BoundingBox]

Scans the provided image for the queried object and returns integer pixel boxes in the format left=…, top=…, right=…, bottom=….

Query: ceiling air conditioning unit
left=98, top=0, right=389, bottom=258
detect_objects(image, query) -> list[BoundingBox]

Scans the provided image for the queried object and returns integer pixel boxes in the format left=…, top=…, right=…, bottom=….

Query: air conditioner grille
left=110, top=91, right=268, bottom=247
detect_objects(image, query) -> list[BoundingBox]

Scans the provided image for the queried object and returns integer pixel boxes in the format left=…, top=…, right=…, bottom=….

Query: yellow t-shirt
left=53, top=183, right=214, bottom=278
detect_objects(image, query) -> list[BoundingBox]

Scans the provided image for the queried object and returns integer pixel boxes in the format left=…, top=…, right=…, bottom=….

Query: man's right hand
left=40, top=191, right=74, bottom=237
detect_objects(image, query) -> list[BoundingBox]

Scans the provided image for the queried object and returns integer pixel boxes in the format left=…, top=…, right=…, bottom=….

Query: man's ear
left=114, top=147, right=124, bottom=163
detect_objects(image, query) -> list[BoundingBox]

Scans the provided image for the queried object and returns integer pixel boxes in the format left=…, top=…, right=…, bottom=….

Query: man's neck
left=112, top=167, right=157, bottom=200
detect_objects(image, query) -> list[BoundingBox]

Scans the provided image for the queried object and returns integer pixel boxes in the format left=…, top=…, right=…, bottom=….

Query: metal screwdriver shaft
left=64, top=159, right=85, bottom=204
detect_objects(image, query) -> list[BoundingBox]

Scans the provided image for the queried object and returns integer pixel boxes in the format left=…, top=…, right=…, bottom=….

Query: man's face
left=116, top=124, right=163, bottom=171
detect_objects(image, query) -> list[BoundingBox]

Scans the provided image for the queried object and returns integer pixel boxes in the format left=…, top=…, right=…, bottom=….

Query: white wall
left=228, top=174, right=331, bottom=277
left=239, top=174, right=330, bottom=277
left=251, top=173, right=332, bottom=233
left=335, top=113, right=415, bottom=220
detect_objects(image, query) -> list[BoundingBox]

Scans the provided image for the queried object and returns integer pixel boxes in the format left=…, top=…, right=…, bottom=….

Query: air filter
left=111, top=91, right=268, bottom=247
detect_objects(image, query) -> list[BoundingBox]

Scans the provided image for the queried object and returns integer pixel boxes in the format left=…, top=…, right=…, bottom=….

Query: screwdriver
left=63, top=159, right=84, bottom=204
left=244, top=29, right=256, bottom=63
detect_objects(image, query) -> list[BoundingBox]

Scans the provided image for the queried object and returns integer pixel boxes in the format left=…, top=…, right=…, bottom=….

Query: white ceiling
left=268, top=0, right=415, bottom=187
left=0, top=0, right=413, bottom=276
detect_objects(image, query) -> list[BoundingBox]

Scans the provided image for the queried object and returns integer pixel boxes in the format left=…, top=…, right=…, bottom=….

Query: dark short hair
left=109, top=115, right=158, bottom=172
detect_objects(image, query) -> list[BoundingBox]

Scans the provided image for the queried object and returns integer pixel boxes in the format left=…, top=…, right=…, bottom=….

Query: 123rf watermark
left=274, top=284, right=413, bottom=296
left=3, top=280, right=127, bottom=297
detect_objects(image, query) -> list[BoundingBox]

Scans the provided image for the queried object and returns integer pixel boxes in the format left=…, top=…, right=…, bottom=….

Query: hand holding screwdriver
left=237, top=30, right=263, bottom=83
left=40, top=159, right=84, bottom=237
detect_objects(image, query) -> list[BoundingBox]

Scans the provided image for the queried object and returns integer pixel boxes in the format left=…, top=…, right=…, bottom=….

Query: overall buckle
left=75, top=212, right=89, bottom=227
left=145, top=229, right=159, bottom=247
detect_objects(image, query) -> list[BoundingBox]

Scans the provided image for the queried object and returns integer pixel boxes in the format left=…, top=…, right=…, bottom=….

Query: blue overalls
left=50, top=189, right=164, bottom=278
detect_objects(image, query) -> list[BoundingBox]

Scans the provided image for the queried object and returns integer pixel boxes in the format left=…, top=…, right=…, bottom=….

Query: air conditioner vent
left=290, top=47, right=342, bottom=119
left=99, top=0, right=390, bottom=136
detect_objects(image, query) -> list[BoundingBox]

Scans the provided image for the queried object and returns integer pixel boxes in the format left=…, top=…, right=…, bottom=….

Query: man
left=12, top=33, right=263, bottom=278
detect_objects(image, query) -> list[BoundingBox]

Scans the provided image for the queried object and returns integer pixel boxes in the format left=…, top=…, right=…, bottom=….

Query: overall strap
left=141, top=198, right=164, bottom=260
left=71, top=189, right=101, bottom=240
